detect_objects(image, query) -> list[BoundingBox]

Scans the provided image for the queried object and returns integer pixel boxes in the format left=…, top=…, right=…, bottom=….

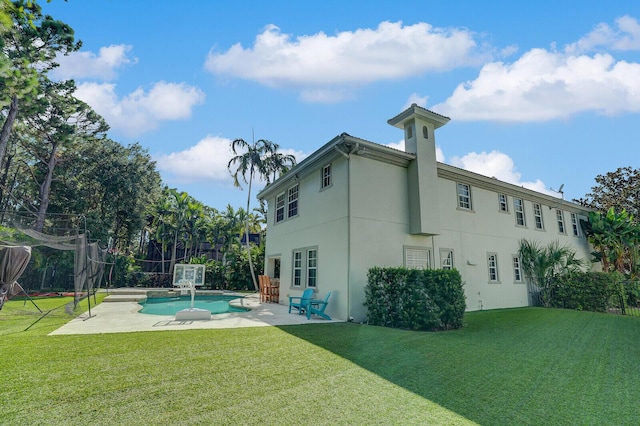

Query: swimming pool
left=138, top=295, right=249, bottom=316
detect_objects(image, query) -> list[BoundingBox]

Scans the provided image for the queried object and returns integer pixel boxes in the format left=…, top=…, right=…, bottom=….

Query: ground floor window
left=487, top=253, right=499, bottom=283
left=440, top=249, right=454, bottom=270
left=292, top=247, right=318, bottom=288
left=512, top=256, right=523, bottom=283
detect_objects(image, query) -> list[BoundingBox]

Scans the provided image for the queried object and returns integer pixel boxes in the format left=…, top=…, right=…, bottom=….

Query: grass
left=1, top=304, right=639, bottom=425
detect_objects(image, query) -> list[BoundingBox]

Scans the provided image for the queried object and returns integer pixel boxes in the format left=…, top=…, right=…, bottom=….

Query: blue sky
left=42, top=0, right=640, bottom=211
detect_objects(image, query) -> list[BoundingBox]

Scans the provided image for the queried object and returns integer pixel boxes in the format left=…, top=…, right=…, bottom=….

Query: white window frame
left=292, top=247, right=318, bottom=289
left=498, top=193, right=509, bottom=213
left=487, top=253, right=500, bottom=283
left=275, top=193, right=286, bottom=223
left=404, top=246, right=432, bottom=270
left=457, top=183, right=472, bottom=210
left=514, top=198, right=526, bottom=227
left=556, top=209, right=566, bottom=234
left=512, top=256, right=523, bottom=283
left=292, top=251, right=303, bottom=287
left=440, top=249, right=454, bottom=270
left=287, top=184, right=299, bottom=218
left=307, top=249, right=318, bottom=288
left=321, top=164, right=332, bottom=189
left=533, top=203, right=544, bottom=230
left=571, top=213, right=580, bottom=237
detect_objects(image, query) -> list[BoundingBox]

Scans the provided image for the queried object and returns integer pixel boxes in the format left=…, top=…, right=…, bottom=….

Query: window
left=571, top=213, right=580, bottom=236
left=533, top=203, right=544, bottom=230
left=512, top=256, right=523, bottom=283
left=292, top=251, right=302, bottom=287
left=287, top=184, right=299, bottom=218
left=307, top=249, right=317, bottom=288
left=292, top=247, right=318, bottom=289
left=321, top=164, right=332, bottom=189
left=440, top=249, right=454, bottom=270
left=457, top=183, right=472, bottom=210
left=498, top=193, right=508, bottom=212
left=556, top=209, right=566, bottom=234
left=275, top=193, right=285, bottom=223
left=487, top=253, right=499, bottom=282
left=514, top=198, right=526, bottom=226
left=422, top=125, right=429, bottom=139
left=404, top=247, right=431, bottom=269
left=406, top=126, right=413, bottom=139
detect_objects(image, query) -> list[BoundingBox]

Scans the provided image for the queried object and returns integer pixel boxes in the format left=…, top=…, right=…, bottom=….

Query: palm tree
left=227, top=138, right=296, bottom=291
left=518, top=239, right=584, bottom=307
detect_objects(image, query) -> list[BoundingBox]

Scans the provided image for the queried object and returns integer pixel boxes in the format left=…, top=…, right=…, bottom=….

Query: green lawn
left=1, top=303, right=639, bottom=425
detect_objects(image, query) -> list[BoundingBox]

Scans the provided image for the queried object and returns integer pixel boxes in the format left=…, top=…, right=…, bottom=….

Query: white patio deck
left=49, top=289, right=339, bottom=335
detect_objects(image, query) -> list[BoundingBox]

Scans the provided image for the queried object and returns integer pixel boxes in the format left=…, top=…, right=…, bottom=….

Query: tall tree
left=0, top=1, right=80, bottom=169
left=227, top=138, right=283, bottom=291
left=577, top=166, right=640, bottom=223
left=22, top=78, right=108, bottom=231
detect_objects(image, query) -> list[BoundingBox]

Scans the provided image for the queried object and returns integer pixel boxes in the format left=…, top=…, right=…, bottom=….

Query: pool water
left=139, top=295, right=249, bottom=316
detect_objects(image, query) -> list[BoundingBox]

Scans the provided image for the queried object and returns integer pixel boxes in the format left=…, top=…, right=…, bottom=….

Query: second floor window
left=514, top=198, right=526, bottom=226
left=533, top=203, right=544, bottom=230
left=321, top=164, right=331, bottom=189
left=571, top=213, right=580, bottom=236
left=275, top=193, right=285, bottom=223
left=498, top=193, right=508, bottom=212
left=556, top=209, right=566, bottom=234
left=457, top=183, right=472, bottom=210
left=288, top=185, right=299, bottom=218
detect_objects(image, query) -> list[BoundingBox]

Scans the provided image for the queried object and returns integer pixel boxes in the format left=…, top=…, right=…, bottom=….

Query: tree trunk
left=0, top=95, right=19, bottom=168
left=35, top=141, right=58, bottom=232
left=245, top=169, right=259, bottom=292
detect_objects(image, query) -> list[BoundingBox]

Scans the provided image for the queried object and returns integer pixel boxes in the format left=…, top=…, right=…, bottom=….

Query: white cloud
left=450, top=150, right=552, bottom=195
left=51, top=44, right=137, bottom=80
left=432, top=16, right=640, bottom=122
left=75, top=81, right=205, bottom=137
left=155, top=136, right=234, bottom=183
left=433, top=49, right=640, bottom=121
left=566, top=15, right=640, bottom=54
left=156, top=137, right=307, bottom=185
left=205, top=21, right=486, bottom=101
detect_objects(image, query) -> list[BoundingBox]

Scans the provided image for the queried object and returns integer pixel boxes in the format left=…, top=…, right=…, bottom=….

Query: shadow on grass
left=277, top=307, right=640, bottom=425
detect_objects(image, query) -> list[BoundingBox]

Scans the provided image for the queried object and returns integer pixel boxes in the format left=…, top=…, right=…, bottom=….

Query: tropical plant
left=518, top=239, right=584, bottom=307
left=228, top=137, right=296, bottom=291
left=581, top=207, right=640, bottom=278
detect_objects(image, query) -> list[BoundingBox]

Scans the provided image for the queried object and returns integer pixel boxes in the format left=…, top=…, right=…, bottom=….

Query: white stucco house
left=257, top=104, right=594, bottom=322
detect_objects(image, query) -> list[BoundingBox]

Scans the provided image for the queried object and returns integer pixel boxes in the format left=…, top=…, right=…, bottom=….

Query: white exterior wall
left=343, top=160, right=593, bottom=320
left=263, top=155, right=350, bottom=320
left=433, top=176, right=592, bottom=312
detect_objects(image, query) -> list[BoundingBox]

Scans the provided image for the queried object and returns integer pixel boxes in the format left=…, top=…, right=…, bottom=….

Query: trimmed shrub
left=365, top=267, right=466, bottom=331
left=548, top=271, right=621, bottom=312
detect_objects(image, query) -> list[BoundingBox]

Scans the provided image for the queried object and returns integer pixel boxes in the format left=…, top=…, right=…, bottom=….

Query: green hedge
left=547, top=271, right=622, bottom=312
left=365, top=267, right=466, bottom=331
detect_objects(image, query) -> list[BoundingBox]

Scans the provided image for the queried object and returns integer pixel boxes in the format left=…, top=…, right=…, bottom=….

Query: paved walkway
left=49, top=292, right=339, bottom=335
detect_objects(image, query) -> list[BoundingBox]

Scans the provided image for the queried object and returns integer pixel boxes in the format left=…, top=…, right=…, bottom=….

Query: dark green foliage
left=365, top=267, right=466, bottom=330
left=547, top=271, right=621, bottom=312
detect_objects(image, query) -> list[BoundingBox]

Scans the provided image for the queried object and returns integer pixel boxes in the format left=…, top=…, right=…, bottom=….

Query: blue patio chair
left=306, top=291, right=332, bottom=320
left=288, top=288, right=315, bottom=315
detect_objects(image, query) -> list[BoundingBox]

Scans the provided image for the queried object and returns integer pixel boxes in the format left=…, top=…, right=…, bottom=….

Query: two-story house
left=257, top=104, right=594, bottom=322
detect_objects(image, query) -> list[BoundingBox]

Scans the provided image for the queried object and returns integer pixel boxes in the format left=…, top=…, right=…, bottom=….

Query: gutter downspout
left=335, top=140, right=358, bottom=321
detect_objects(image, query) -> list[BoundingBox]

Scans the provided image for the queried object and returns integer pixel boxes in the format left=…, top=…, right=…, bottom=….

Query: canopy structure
left=0, top=246, right=32, bottom=310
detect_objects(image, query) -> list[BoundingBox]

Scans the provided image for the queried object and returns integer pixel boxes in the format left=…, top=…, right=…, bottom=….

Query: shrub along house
left=257, top=104, right=594, bottom=322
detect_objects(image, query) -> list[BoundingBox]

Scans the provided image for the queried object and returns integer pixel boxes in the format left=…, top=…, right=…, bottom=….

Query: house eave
left=437, top=163, right=592, bottom=213
left=258, top=134, right=415, bottom=200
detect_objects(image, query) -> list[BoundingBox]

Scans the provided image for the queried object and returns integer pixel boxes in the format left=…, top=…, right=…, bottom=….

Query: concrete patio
left=49, top=289, right=339, bottom=335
